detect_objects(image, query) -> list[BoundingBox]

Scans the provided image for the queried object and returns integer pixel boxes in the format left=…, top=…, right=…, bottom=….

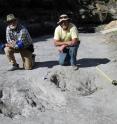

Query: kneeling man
left=54, top=14, right=80, bottom=69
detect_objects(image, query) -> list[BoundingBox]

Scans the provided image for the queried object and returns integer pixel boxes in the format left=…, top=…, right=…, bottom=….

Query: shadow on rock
left=77, top=58, right=110, bottom=68
left=33, top=61, right=58, bottom=69
left=33, top=58, right=110, bottom=69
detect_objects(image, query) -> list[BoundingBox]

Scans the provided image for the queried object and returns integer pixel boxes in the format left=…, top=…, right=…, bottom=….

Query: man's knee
left=25, top=66, right=32, bottom=70
left=20, top=49, right=34, bottom=70
left=24, top=58, right=33, bottom=70
left=4, top=47, right=13, bottom=55
left=59, top=60, right=65, bottom=65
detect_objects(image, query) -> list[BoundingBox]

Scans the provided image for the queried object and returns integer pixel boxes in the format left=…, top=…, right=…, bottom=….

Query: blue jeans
left=59, top=44, right=80, bottom=66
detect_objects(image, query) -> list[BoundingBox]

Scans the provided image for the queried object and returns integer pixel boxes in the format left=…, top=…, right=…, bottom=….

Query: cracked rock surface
left=0, top=33, right=117, bottom=124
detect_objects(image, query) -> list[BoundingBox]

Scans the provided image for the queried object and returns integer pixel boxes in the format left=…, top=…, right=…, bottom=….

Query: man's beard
left=9, top=25, right=17, bottom=30
left=62, top=25, right=68, bottom=30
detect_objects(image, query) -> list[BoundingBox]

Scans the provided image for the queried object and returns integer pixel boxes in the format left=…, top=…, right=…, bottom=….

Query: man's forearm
left=5, top=43, right=14, bottom=48
left=70, top=38, right=80, bottom=46
left=54, top=38, right=79, bottom=47
left=54, top=40, right=68, bottom=46
left=54, top=40, right=72, bottom=46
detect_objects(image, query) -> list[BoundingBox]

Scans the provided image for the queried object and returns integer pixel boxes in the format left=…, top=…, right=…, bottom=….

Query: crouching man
left=4, top=14, right=35, bottom=71
left=54, top=14, right=80, bottom=70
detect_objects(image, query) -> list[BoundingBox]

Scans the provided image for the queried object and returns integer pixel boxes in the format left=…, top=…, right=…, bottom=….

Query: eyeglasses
left=60, top=20, right=69, bottom=25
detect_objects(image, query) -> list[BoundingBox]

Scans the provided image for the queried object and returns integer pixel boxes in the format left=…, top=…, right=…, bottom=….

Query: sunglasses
left=59, top=21, right=69, bottom=26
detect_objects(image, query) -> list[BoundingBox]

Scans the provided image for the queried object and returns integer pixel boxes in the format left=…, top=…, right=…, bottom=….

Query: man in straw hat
left=4, top=14, right=35, bottom=71
left=53, top=14, right=80, bottom=70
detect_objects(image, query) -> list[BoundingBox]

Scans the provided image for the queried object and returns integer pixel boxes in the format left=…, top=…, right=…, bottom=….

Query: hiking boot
left=71, top=65, right=79, bottom=70
left=32, top=54, right=36, bottom=67
left=8, top=64, right=19, bottom=71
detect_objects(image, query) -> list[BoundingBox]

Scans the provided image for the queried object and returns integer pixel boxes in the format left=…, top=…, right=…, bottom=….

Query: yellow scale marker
left=96, top=66, right=117, bottom=85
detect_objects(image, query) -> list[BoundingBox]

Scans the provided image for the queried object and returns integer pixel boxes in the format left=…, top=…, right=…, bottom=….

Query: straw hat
left=57, top=14, right=71, bottom=24
left=6, top=14, right=16, bottom=22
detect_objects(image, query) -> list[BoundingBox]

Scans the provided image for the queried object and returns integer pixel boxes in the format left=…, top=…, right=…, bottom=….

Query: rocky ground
left=0, top=32, right=117, bottom=124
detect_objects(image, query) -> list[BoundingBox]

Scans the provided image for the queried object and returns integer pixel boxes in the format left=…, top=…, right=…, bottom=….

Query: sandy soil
left=0, top=33, right=117, bottom=124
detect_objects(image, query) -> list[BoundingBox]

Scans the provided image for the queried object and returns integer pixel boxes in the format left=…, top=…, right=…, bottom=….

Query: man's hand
left=5, top=40, right=16, bottom=48
left=58, top=44, right=67, bottom=52
left=66, top=38, right=79, bottom=46
left=5, top=43, right=14, bottom=48
left=66, top=41, right=72, bottom=46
